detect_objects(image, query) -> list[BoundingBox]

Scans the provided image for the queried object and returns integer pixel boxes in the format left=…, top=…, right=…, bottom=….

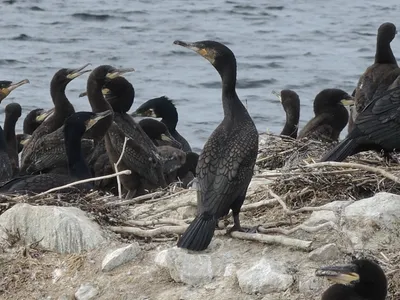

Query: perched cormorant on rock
left=133, top=96, right=192, bottom=152
left=320, top=86, right=400, bottom=162
left=20, top=64, right=91, bottom=174
left=351, top=22, right=398, bottom=126
left=0, top=79, right=29, bottom=103
left=174, top=40, right=259, bottom=251
left=3, top=103, right=22, bottom=175
left=273, top=89, right=300, bottom=138
left=297, top=89, right=354, bottom=143
left=316, top=259, right=387, bottom=300
left=0, top=110, right=112, bottom=194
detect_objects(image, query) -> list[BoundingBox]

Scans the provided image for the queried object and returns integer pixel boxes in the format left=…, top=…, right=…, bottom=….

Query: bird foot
left=226, top=225, right=259, bottom=235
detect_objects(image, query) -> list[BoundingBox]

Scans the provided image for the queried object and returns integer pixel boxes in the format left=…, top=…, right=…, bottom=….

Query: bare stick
left=125, top=218, right=187, bottom=227
left=105, top=191, right=165, bottom=207
left=306, top=162, right=400, bottom=184
left=146, top=189, right=195, bottom=204
left=115, top=136, right=129, bottom=199
left=11, top=170, right=132, bottom=201
left=241, top=198, right=278, bottom=212
left=258, top=221, right=337, bottom=235
left=219, top=231, right=312, bottom=250
left=109, top=225, right=185, bottom=237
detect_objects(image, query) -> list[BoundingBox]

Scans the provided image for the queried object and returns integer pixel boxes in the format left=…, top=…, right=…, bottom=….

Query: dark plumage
left=0, top=79, right=29, bottom=103
left=174, top=40, right=259, bottom=251
left=22, top=108, right=54, bottom=135
left=0, top=111, right=111, bottom=194
left=297, top=89, right=354, bottom=143
left=139, top=118, right=182, bottom=149
left=0, top=125, right=12, bottom=182
left=20, top=64, right=91, bottom=174
left=351, top=22, right=398, bottom=127
left=321, top=86, right=400, bottom=162
left=316, top=259, right=387, bottom=300
left=3, top=103, right=22, bottom=175
left=133, top=96, right=192, bottom=152
left=277, top=90, right=300, bottom=138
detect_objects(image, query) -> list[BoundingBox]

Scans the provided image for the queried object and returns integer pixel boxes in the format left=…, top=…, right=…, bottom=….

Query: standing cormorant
left=0, top=111, right=111, bottom=194
left=20, top=64, right=91, bottom=173
left=3, top=103, right=22, bottom=175
left=174, top=40, right=259, bottom=251
left=274, top=90, right=300, bottom=138
left=133, top=96, right=192, bottom=152
left=0, top=79, right=29, bottom=103
left=316, top=259, right=387, bottom=300
left=352, top=22, right=398, bottom=124
left=320, top=86, right=400, bottom=162
left=297, top=89, right=354, bottom=143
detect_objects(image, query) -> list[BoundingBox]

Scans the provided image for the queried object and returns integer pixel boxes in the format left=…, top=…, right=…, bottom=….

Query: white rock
left=155, top=247, right=216, bottom=286
left=102, top=243, right=141, bottom=272
left=298, top=276, right=325, bottom=296
left=75, top=284, right=98, bottom=300
left=247, top=178, right=272, bottom=196
left=344, top=192, right=400, bottom=228
left=304, top=200, right=352, bottom=226
left=0, top=204, right=104, bottom=254
left=237, top=259, right=293, bottom=294
left=308, top=243, right=340, bottom=262
left=177, top=206, right=197, bottom=219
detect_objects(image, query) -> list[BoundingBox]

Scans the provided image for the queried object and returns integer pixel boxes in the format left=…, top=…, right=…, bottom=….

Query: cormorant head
left=51, top=63, right=92, bottom=88
left=64, top=110, right=113, bottom=137
left=133, top=96, right=175, bottom=119
left=139, top=118, right=173, bottom=141
left=102, top=76, right=135, bottom=113
left=0, top=79, right=29, bottom=102
left=316, top=259, right=387, bottom=300
left=87, top=65, right=135, bottom=87
left=22, top=108, right=54, bottom=135
left=274, top=89, right=301, bottom=116
left=5, top=102, right=22, bottom=120
left=313, top=89, right=354, bottom=115
left=173, top=40, right=236, bottom=82
left=377, top=22, right=397, bottom=43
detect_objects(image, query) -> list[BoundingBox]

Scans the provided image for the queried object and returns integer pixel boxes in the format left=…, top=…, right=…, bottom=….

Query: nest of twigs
left=256, top=133, right=400, bottom=208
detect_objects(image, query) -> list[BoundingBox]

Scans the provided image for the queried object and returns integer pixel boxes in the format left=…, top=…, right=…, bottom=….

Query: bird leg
left=226, top=213, right=258, bottom=234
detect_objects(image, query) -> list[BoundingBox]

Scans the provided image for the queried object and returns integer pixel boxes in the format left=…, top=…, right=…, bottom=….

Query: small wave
left=233, top=5, right=257, bottom=10
left=266, top=6, right=284, bottom=10
left=352, top=31, right=375, bottom=37
left=71, top=13, right=129, bottom=22
left=11, top=34, right=32, bottom=41
left=0, top=59, right=23, bottom=66
left=30, top=6, right=45, bottom=11
left=238, top=79, right=277, bottom=89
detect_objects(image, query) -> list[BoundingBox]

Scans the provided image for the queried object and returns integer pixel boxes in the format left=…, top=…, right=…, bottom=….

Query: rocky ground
left=1, top=133, right=400, bottom=300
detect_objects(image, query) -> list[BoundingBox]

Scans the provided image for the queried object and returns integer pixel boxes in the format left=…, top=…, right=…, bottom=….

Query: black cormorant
left=0, top=79, right=29, bottom=103
left=274, top=89, right=300, bottom=138
left=20, top=64, right=91, bottom=174
left=297, top=89, right=354, bottom=142
left=0, top=125, right=12, bottom=182
left=321, top=86, right=400, bottom=162
left=352, top=22, right=398, bottom=124
left=316, top=259, right=387, bottom=300
left=139, top=118, right=182, bottom=149
left=0, top=110, right=111, bottom=194
left=174, top=40, right=259, bottom=251
left=22, top=108, right=55, bottom=135
left=3, top=103, right=22, bottom=175
left=86, top=65, right=165, bottom=198
left=133, top=96, right=192, bottom=152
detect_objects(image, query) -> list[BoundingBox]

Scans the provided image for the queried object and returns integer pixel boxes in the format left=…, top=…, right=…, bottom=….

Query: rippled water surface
left=1, top=0, right=399, bottom=151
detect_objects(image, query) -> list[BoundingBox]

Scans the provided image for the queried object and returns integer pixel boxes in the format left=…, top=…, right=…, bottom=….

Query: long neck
left=0, top=126, right=7, bottom=152
left=65, top=132, right=91, bottom=180
left=161, top=108, right=178, bottom=132
left=375, top=36, right=397, bottom=64
left=87, top=79, right=112, bottom=113
left=281, top=111, right=299, bottom=138
left=3, top=116, right=17, bottom=148
left=50, top=85, right=75, bottom=131
left=219, top=62, right=245, bottom=119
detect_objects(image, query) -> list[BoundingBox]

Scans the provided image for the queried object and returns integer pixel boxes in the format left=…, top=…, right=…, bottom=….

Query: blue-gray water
left=1, top=0, right=399, bottom=152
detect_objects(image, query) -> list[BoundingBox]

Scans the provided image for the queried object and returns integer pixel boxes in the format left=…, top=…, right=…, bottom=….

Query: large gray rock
left=304, top=200, right=352, bottom=226
left=308, top=243, right=340, bottom=262
left=75, top=284, right=98, bottom=300
left=236, top=258, right=294, bottom=294
left=155, top=247, right=223, bottom=286
left=102, top=243, right=141, bottom=272
left=0, top=204, right=104, bottom=253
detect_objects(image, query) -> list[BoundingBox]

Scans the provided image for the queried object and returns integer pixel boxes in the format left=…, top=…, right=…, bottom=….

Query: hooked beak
left=173, top=40, right=209, bottom=58
left=272, top=90, right=282, bottom=103
left=341, top=96, right=355, bottom=106
left=20, top=135, right=31, bottom=145
left=85, top=110, right=113, bottom=130
left=315, top=263, right=360, bottom=285
left=79, top=87, right=110, bottom=98
left=0, top=79, right=30, bottom=101
left=106, top=68, right=135, bottom=79
left=66, top=63, right=92, bottom=80
left=36, top=107, right=55, bottom=122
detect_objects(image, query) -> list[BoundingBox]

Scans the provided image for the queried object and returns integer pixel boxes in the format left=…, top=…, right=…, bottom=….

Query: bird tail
left=177, top=213, right=217, bottom=251
left=320, top=137, right=358, bottom=162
